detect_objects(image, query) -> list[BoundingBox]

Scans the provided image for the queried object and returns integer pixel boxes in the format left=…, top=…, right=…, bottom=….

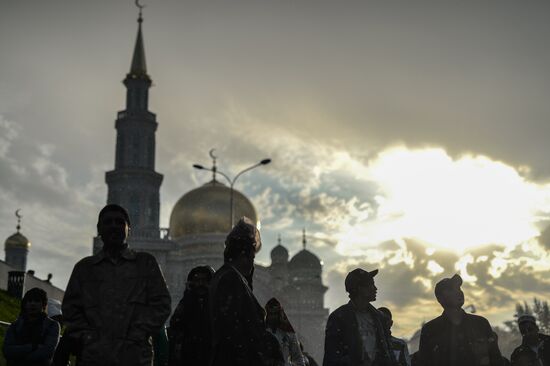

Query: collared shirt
left=355, top=308, right=378, bottom=364
left=90, top=245, right=137, bottom=264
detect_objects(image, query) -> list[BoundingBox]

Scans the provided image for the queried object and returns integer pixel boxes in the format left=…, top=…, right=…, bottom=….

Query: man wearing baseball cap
left=510, top=314, right=550, bottom=366
left=323, top=268, right=397, bottom=366
left=417, top=274, right=503, bottom=366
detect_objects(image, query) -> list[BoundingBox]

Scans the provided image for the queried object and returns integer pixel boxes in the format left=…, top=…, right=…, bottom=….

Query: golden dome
left=5, top=232, right=31, bottom=250
left=169, top=180, right=257, bottom=239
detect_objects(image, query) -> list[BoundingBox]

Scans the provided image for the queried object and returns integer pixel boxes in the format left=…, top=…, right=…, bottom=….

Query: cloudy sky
left=2, top=0, right=550, bottom=338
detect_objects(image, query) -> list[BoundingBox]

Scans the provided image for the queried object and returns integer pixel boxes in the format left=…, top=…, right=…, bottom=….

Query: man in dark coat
left=209, top=217, right=280, bottom=366
left=62, top=204, right=171, bottom=366
left=323, top=268, right=397, bottom=366
left=510, top=314, right=550, bottom=366
left=3, top=287, right=61, bottom=366
left=168, top=265, right=215, bottom=366
left=418, top=274, right=503, bottom=366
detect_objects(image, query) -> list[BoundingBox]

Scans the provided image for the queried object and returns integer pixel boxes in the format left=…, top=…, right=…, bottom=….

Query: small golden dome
left=169, top=180, right=257, bottom=239
left=5, top=232, right=31, bottom=250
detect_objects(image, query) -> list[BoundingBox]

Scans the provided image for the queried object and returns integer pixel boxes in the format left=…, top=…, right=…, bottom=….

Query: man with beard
left=62, top=204, right=171, bottom=366
left=418, top=274, right=502, bottom=366
left=510, top=314, right=550, bottom=366
left=265, top=298, right=305, bottom=366
left=168, top=266, right=214, bottom=366
left=3, top=287, right=60, bottom=366
left=323, top=268, right=397, bottom=366
left=209, top=217, right=281, bottom=366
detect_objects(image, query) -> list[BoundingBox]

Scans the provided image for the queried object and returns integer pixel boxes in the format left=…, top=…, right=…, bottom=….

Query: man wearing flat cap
left=209, top=217, right=280, bottom=366
left=418, top=274, right=503, bottom=366
left=510, top=314, right=550, bottom=366
left=323, top=268, right=397, bottom=366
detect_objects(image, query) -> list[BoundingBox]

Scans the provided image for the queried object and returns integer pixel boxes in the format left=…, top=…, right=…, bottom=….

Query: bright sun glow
left=335, top=147, right=550, bottom=254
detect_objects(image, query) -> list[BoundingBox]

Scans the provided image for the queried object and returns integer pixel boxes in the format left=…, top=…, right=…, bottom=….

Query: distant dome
left=5, top=232, right=31, bottom=250
left=289, top=249, right=322, bottom=273
left=169, top=180, right=257, bottom=239
left=271, top=244, right=289, bottom=264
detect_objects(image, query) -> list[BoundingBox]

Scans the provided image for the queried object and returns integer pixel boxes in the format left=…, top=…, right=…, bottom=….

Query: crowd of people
left=2, top=204, right=549, bottom=366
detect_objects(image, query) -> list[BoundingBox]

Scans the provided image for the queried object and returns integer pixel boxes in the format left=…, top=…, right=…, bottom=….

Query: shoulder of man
left=134, top=250, right=157, bottom=262
left=43, top=317, right=61, bottom=332
left=327, top=303, right=356, bottom=329
left=211, top=263, right=231, bottom=279
left=421, top=314, right=445, bottom=333
left=329, top=302, right=354, bottom=320
left=210, top=265, right=245, bottom=293
left=511, top=344, right=531, bottom=361
left=74, top=255, right=97, bottom=267
left=464, top=313, right=492, bottom=330
left=70, top=255, right=98, bottom=275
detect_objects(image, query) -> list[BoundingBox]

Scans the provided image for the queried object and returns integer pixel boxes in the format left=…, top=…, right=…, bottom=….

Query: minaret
left=104, top=8, right=163, bottom=239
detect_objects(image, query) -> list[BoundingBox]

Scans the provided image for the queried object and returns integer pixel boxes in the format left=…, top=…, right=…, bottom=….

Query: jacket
left=510, top=333, right=550, bottom=366
left=3, top=315, right=60, bottom=366
left=208, top=264, right=273, bottom=366
left=418, top=311, right=502, bottom=366
left=62, top=247, right=171, bottom=366
left=323, top=301, right=397, bottom=366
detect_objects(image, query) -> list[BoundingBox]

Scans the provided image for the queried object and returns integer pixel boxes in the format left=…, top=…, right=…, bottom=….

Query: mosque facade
left=91, top=13, right=329, bottom=362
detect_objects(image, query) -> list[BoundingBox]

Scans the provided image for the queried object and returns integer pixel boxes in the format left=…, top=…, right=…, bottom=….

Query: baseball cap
left=345, top=268, right=378, bottom=293
left=434, top=274, right=463, bottom=299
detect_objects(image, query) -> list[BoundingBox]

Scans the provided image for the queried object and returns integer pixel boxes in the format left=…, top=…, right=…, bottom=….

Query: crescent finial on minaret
left=135, top=0, right=145, bottom=23
left=15, top=209, right=22, bottom=232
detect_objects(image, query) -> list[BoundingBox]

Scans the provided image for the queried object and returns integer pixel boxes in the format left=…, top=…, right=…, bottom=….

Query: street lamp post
left=193, top=158, right=271, bottom=228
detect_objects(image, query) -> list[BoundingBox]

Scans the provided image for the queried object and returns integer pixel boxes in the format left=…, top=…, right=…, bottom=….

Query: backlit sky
left=2, top=0, right=550, bottom=338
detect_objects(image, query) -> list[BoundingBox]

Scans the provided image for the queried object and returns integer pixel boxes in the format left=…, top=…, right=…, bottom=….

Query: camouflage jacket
left=62, top=247, right=171, bottom=366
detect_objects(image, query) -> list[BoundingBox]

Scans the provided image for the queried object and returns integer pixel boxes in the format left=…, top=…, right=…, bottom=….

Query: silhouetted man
left=378, top=307, right=411, bottom=366
left=62, top=204, right=171, bottom=366
left=168, top=265, right=215, bottom=366
left=209, top=217, right=280, bottom=366
left=418, top=274, right=502, bottom=366
left=3, top=287, right=60, bottom=366
left=323, top=268, right=397, bottom=366
left=510, top=314, right=550, bottom=366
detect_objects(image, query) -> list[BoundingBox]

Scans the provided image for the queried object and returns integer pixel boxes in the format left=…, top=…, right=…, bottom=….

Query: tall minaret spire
left=302, top=228, right=307, bottom=250
left=130, top=2, right=147, bottom=77
left=102, top=1, right=163, bottom=242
